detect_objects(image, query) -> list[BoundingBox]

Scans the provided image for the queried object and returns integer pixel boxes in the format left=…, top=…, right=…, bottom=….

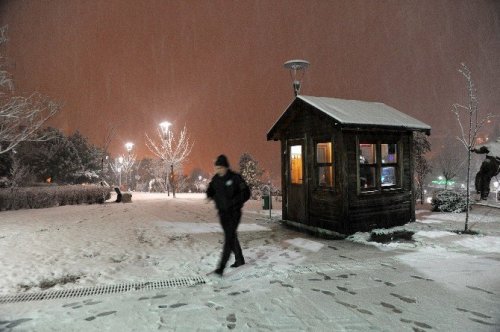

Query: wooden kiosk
left=267, top=95, right=431, bottom=236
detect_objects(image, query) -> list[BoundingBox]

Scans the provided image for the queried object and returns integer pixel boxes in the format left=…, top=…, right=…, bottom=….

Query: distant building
left=267, top=95, right=431, bottom=236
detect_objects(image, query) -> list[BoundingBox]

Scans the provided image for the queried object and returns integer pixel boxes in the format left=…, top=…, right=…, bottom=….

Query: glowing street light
left=159, top=121, right=171, bottom=137
left=283, top=59, right=310, bottom=96
left=125, top=142, right=134, bottom=153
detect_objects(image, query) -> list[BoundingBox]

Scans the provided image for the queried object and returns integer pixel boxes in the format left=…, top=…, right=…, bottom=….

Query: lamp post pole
left=125, top=142, right=134, bottom=190
left=159, top=121, right=172, bottom=197
left=118, top=156, right=123, bottom=189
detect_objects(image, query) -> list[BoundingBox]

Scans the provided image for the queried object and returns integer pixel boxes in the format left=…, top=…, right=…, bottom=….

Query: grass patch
left=18, top=274, right=82, bottom=291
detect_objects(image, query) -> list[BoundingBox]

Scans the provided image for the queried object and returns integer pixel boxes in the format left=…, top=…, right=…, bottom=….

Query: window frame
left=314, top=138, right=335, bottom=190
left=356, top=137, right=402, bottom=194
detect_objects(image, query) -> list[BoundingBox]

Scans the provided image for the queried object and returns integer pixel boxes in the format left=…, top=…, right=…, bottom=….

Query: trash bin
left=262, top=195, right=272, bottom=210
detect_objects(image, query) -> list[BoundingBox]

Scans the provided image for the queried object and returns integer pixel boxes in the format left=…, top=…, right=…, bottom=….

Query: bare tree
left=452, top=63, right=495, bottom=231
left=145, top=125, right=194, bottom=194
left=0, top=26, right=60, bottom=154
left=121, top=152, right=136, bottom=190
left=413, top=132, right=432, bottom=204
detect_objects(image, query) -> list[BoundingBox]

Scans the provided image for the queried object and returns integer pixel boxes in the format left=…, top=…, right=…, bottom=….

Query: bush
left=431, top=190, right=468, bottom=213
left=369, top=229, right=414, bottom=243
left=0, top=185, right=112, bottom=211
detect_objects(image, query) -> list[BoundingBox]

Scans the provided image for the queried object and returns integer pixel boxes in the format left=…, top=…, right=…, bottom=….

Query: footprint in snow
left=336, top=300, right=373, bottom=315
left=466, top=285, right=495, bottom=295
left=390, top=293, right=416, bottom=303
left=84, top=311, right=116, bottom=321
left=158, top=303, right=187, bottom=309
left=456, top=307, right=492, bottom=319
left=1, top=318, right=33, bottom=329
left=380, top=302, right=403, bottom=314
left=337, top=286, right=356, bottom=295
left=226, top=313, right=237, bottom=329
left=374, top=279, right=396, bottom=287
left=400, top=318, right=433, bottom=330
left=410, top=275, right=434, bottom=282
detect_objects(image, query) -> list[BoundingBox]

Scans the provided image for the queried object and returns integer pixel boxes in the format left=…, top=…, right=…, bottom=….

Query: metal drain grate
left=0, top=276, right=207, bottom=304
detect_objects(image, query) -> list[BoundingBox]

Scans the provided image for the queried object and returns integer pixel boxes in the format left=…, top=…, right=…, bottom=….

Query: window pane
left=290, top=145, right=302, bottom=184
left=360, top=165, right=376, bottom=189
left=359, top=143, right=376, bottom=164
left=316, top=142, right=332, bottom=163
left=382, top=144, right=397, bottom=164
left=381, top=166, right=396, bottom=186
left=318, top=166, right=333, bottom=187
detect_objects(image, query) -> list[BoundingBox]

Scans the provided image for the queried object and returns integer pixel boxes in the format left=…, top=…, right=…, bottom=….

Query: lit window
left=359, top=141, right=400, bottom=191
left=381, top=143, right=398, bottom=187
left=382, top=144, right=397, bottom=164
left=316, top=142, right=334, bottom=187
left=290, top=145, right=302, bottom=184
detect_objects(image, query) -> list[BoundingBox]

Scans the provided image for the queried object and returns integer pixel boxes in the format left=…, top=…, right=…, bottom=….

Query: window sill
left=313, top=187, right=335, bottom=193
left=359, top=187, right=404, bottom=195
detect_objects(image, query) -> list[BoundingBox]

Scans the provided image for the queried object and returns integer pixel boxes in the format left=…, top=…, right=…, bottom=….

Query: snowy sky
left=0, top=1, right=499, bottom=176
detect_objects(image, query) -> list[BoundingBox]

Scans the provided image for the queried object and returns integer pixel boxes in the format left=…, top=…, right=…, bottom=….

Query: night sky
left=1, top=0, right=499, bottom=179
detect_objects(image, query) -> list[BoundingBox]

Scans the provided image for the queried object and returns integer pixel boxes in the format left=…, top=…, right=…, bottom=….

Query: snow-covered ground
left=0, top=193, right=499, bottom=331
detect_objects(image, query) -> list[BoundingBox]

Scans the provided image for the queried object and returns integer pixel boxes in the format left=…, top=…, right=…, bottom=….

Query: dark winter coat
left=206, top=170, right=250, bottom=213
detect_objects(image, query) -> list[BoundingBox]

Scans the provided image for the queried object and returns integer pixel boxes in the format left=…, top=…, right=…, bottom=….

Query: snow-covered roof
left=298, top=95, right=431, bottom=130
left=268, top=95, right=431, bottom=140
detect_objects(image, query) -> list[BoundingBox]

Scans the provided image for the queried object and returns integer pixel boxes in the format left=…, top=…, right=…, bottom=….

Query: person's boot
left=214, top=267, right=224, bottom=276
left=230, top=260, right=245, bottom=268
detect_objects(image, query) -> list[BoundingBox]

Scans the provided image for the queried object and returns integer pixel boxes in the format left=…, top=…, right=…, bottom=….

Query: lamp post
left=101, top=155, right=108, bottom=183
left=159, top=121, right=171, bottom=196
left=125, top=142, right=134, bottom=190
left=170, top=164, right=176, bottom=198
left=283, top=59, right=310, bottom=96
left=118, top=156, right=123, bottom=189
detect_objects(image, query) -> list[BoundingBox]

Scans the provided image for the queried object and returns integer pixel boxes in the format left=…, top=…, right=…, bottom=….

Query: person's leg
left=216, top=212, right=233, bottom=274
left=231, top=210, right=245, bottom=266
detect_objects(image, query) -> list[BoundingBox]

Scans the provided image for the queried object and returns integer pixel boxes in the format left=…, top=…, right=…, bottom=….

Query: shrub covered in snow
left=0, top=185, right=112, bottom=211
left=431, top=189, right=468, bottom=213
left=369, top=228, right=414, bottom=243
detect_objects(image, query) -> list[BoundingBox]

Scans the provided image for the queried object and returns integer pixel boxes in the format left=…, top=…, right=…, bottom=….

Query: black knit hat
left=214, top=154, right=229, bottom=168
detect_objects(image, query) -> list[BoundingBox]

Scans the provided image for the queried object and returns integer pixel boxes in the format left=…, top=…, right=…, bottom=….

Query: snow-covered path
left=0, top=193, right=499, bottom=331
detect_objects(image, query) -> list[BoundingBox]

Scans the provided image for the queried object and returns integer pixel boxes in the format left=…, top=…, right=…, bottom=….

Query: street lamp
left=159, top=121, right=171, bottom=137
left=125, top=142, right=134, bottom=153
left=284, top=59, right=310, bottom=96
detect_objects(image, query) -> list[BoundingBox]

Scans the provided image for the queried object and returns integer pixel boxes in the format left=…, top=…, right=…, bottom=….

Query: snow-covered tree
left=68, top=131, right=102, bottom=174
left=0, top=26, right=60, bottom=155
left=7, top=156, right=34, bottom=187
left=239, top=153, right=263, bottom=194
left=413, top=132, right=432, bottom=204
left=452, top=63, right=495, bottom=231
left=145, top=124, right=194, bottom=194
left=18, top=128, right=82, bottom=183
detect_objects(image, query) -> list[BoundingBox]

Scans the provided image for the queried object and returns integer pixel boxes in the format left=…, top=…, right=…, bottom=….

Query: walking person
left=206, top=155, right=250, bottom=276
